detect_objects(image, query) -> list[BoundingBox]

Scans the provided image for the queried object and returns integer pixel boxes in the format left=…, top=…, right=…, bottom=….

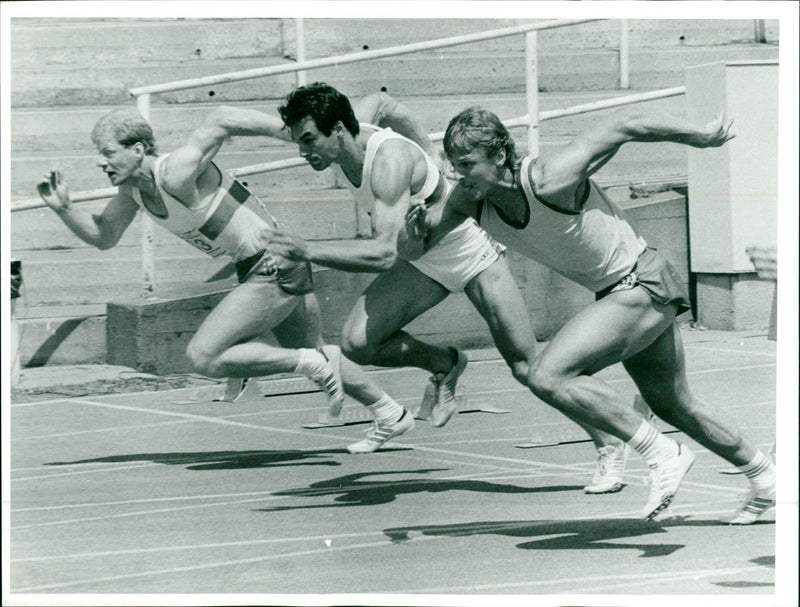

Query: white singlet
left=477, top=155, right=647, bottom=293
left=132, top=154, right=280, bottom=264
left=336, top=125, right=505, bottom=293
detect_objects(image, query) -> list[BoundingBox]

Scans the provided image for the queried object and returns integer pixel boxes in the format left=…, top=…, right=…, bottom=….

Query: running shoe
left=641, top=443, right=695, bottom=520
left=304, top=345, right=345, bottom=415
left=415, top=374, right=443, bottom=420
left=585, top=443, right=628, bottom=494
left=431, top=348, right=468, bottom=428
left=347, top=409, right=415, bottom=454
left=720, top=488, right=776, bottom=525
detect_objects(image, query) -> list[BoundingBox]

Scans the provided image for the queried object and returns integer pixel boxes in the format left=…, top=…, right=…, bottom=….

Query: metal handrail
left=129, top=19, right=602, bottom=97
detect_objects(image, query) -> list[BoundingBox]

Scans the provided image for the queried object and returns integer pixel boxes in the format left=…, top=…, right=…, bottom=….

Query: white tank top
left=334, top=125, right=441, bottom=214
left=132, top=155, right=280, bottom=263
left=477, top=155, right=647, bottom=292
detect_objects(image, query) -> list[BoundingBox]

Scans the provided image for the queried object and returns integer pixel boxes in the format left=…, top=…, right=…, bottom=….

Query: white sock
left=367, top=395, right=403, bottom=425
left=737, top=450, right=776, bottom=495
left=628, top=421, right=678, bottom=466
left=294, top=348, right=322, bottom=377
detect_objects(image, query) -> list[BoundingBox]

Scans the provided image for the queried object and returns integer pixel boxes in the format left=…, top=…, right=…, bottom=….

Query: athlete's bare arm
left=354, top=92, right=443, bottom=167
left=268, top=139, right=422, bottom=272
left=161, top=105, right=289, bottom=201
left=37, top=170, right=139, bottom=250
left=532, top=110, right=735, bottom=210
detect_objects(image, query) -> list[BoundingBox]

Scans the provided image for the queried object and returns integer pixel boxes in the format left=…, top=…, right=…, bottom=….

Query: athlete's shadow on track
left=43, top=447, right=397, bottom=470
left=256, top=469, right=583, bottom=511
left=384, top=516, right=772, bottom=558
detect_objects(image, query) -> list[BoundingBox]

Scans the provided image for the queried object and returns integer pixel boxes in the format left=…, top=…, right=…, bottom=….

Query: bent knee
left=527, top=358, right=566, bottom=400
left=340, top=332, right=375, bottom=366
left=508, top=359, right=531, bottom=387
left=186, top=340, right=224, bottom=378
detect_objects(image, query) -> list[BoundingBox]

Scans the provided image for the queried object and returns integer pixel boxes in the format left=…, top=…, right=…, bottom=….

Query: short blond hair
left=444, top=106, right=518, bottom=171
left=91, top=107, right=158, bottom=155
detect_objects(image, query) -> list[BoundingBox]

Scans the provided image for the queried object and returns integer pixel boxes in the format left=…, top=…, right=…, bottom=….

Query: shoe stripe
left=743, top=459, right=772, bottom=478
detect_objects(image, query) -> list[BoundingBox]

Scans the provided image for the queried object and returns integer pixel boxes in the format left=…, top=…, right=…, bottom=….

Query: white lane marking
left=17, top=398, right=598, bottom=473
left=10, top=493, right=294, bottom=530
left=12, top=462, right=162, bottom=482
left=685, top=344, right=777, bottom=358
left=17, top=418, right=199, bottom=441
left=12, top=529, right=389, bottom=562
left=11, top=535, right=441, bottom=593
left=394, top=565, right=767, bottom=594
left=11, top=455, right=751, bottom=529
left=10, top=359, right=775, bottom=408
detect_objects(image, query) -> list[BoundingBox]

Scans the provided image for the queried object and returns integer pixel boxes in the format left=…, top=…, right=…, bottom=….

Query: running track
left=6, top=329, right=795, bottom=606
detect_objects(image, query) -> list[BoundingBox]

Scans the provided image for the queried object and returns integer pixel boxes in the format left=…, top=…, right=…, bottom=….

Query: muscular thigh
left=191, top=278, right=299, bottom=354
left=343, top=260, right=449, bottom=348
left=272, top=293, right=325, bottom=349
left=622, top=321, right=691, bottom=410
left=465, top=256, right=536, bottom=365
left=535, top=286, right=677, bottom=379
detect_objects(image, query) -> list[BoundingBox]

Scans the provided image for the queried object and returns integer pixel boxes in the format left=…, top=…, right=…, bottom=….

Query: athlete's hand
left=37, top=170, right=71, bottom=213
left=267, top=228, right=311, bottom=262
left=405, top=201, right=430, bottom=241
left=690, top=112, right=735, bottom=148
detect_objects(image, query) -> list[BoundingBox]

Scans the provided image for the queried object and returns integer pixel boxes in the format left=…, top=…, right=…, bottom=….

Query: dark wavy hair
left=443, top=106, right=518, bottom=171
left=278, top=82, right=359, bottom=137
left=91, top=108, right=158, bottom=155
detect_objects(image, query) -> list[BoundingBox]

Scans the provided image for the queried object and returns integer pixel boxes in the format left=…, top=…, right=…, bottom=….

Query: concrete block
left=695, top=273, right=775, bottom=330
left=107, top=288, right=230, bottom=373
left=625, top=191, right=689, bottom=285
left=687, top=60, right=778, bottom=273
left=10, top=38, right=778, bottom=109
left=19, top=188, right=697, bottom=367
left=16, top=307, right=107, bottom=367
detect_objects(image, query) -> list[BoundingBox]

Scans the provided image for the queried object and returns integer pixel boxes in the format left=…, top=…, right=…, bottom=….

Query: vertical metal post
left=754, top=19, right=766, bottom=43
left=135, top=93, right=157, bottom=299
left=619, top=19, right=630, bottom=89
left=524, top=30, right=539, bottom=158
left=295, top=18, right=307, bottom=87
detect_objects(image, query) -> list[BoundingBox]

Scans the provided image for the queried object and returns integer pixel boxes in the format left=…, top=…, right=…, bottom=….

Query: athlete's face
left=95, top=137, right=142, bottom=185
left=448, top=146, right=505, bottom=200
left=290, top=116, right=340, bottom=171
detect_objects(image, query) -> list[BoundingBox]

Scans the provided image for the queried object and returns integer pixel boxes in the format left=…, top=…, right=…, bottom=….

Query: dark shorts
left=235, top=250, right=314, bottom=296
left=596, top=247, right=690, bottom=315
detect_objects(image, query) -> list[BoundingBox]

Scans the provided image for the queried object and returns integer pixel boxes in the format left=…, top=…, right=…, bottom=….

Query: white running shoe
left=302, top=346, right=344, bottom=415
left=431, top=349, right=467, bottom=428
left=347, top=410, right=415, bottom=454
left=416, top=374, right=442, bottom=420
left=585, top=443, right=628, bottom=494
left=641, top=443, right=695, bottom=520
left=720, top=488, right=776, bottom=525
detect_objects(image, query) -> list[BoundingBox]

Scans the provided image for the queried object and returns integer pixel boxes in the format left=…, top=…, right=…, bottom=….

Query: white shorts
left=410, top=217, right=506, bottom=293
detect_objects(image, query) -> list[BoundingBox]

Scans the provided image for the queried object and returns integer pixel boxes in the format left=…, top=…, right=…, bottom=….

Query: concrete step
left=13, top=190, right=692, bottom=369
left=10, top=134, right=692, bottom=202
left=13, top=304, right=108, bottom=367
left=9, top=89, right=694, bottom=200
left=11, top=41, right=777, bottom=107
left=12, top=180, right=681, bottom=309
left=12, top=190, right=360, bottom=253
left=14, top=244, right=233, bottom=305
left=12, top=18, right=777, bottom=69
left=10, top=90, right=688, bottom=154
